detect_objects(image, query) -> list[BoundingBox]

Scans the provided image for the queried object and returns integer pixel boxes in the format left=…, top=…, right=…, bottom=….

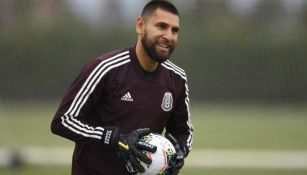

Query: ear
left=136, top=16, right=145, bottom=35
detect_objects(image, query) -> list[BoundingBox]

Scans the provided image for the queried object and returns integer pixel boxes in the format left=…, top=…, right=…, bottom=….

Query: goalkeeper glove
left=165, top=133, right=187, bottom=175
left=101, top=127, right=157, bottom=174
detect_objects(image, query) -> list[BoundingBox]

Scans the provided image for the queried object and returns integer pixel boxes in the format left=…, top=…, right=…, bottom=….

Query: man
left=51, top=0, right=193, bottom=174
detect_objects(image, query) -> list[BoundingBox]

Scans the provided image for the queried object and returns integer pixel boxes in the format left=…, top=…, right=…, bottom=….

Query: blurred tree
left=0, top=0, right=306, bottom=104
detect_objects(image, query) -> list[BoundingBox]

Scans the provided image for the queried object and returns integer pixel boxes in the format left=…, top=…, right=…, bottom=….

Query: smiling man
left=137, top=6, right=180, bottom=66
left=51, top=1, right=193, bottom=175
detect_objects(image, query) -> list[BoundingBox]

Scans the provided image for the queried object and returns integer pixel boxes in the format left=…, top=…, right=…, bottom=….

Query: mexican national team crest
left=161, top=92, right=173, bottom=112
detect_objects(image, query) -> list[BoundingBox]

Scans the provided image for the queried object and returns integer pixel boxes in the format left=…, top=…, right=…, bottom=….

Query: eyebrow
left=173, top=26, right=180, bottom=32
left=156, top=21, right=180, bottom=30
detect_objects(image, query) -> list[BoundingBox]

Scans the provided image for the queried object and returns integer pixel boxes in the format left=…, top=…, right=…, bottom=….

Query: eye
left=157, top=23, right=167, bottom=30
left=172, top=28, right=179, bottom=34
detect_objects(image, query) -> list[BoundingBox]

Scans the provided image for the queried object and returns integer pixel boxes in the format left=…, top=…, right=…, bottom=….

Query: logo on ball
left=139, top=133, right=176, bottom=175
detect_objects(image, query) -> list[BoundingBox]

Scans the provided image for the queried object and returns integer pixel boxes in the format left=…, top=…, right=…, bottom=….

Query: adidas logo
left=121, top=92, right=133, bottom=102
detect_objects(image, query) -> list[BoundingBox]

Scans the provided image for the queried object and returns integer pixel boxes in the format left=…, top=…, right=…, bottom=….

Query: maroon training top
left=51, top=45, right=193, bottom=175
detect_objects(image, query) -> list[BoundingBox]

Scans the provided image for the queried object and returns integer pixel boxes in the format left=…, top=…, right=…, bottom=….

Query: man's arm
left=50, top=55, right=157, bottom=174
left=165, top=73, right=193, bottom=175
left=166, top=74, right=193, bottom=156
left=51, top=58, right=113, bottom=143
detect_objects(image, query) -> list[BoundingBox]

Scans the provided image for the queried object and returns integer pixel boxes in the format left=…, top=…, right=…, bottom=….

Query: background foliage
left=1, top=0, right=307, bottom=174
left=1, top=0, right=307, bottom=103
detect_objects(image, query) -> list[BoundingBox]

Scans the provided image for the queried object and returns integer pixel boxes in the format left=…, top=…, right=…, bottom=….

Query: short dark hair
left=141, top=0, right=179, bottom=18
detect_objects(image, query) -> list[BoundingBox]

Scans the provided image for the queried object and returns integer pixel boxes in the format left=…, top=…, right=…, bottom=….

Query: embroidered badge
left=161, top=92, right=173, bottom=112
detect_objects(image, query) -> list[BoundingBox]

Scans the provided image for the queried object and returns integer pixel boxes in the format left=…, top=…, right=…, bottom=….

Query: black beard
left=141, top=33, right=174, bottom=63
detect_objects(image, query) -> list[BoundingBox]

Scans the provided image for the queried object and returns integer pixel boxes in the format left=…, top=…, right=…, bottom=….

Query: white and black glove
left=101, top=127, right=157, bottom=174
left=165, top=133, right=187, bottom=175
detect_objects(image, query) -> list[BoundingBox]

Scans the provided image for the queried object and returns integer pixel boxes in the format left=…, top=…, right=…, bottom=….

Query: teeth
left=159, top=44, right=169, bottom=48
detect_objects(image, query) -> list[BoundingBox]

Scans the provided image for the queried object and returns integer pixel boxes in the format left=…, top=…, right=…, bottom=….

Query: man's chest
left=105, top=80, right=177, bottom=113
left=91, top=61, right=184, bottom=132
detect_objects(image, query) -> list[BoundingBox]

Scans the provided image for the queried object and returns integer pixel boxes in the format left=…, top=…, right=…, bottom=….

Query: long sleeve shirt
left=51, top=45, right=193, bottom=175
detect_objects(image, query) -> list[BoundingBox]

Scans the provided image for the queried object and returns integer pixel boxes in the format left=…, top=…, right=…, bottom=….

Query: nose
left=162, top=29, right=173, bottom=41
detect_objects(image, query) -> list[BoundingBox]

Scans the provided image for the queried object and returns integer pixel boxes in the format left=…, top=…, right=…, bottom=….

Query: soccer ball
left=139, top=133, right=176, bottom=175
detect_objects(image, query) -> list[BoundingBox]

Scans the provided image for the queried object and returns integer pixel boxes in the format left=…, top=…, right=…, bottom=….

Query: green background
left=1, top=0, right=307, bottom=174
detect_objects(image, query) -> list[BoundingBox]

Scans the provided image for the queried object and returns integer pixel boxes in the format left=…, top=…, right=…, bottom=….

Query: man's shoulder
left=95, top=47, right=131, bottom=62
left=81, top=47, right=132, bottom=75
left=161, top=60, right=187, bottom=81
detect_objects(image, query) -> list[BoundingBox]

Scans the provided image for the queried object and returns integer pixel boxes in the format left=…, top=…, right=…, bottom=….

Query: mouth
left=157, top=43, right=170, bottom=51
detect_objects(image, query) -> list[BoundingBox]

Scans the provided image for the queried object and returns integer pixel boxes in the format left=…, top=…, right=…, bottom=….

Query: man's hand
left=118, top=128, right=157, bottom=173
left=165, top=133, right=186, bottom=175
left=101, top=127, right=156, bottom=174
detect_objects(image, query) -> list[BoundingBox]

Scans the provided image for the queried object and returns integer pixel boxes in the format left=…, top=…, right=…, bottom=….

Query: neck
left=135, top=42, right=159, bottom=72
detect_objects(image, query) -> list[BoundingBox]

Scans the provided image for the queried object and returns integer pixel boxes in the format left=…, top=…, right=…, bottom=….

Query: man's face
left=141, top=9, right=180, bottom=63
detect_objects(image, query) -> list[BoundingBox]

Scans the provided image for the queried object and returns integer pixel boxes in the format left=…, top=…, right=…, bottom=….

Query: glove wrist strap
left=101, top=126, right=120, bottom=148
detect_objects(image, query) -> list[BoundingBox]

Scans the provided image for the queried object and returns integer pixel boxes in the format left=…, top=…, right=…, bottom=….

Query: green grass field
left=1, top=166, right=307, bottom=175
left=1, top=102, right=307, bottom=174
